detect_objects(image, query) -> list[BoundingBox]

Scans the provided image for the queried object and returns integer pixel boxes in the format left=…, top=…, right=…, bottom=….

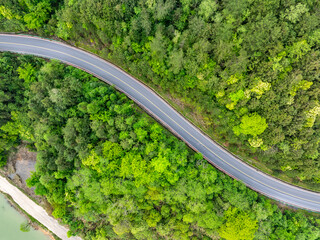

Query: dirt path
left=0, top=176, right=82, bottom=240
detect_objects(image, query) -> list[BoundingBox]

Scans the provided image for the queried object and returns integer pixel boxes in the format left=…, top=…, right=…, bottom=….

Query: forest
left=2, top=0, right=320, bottom=239
left=1, top=52, right=320, bottom=239
left=1, top=0, right=320, bottom=188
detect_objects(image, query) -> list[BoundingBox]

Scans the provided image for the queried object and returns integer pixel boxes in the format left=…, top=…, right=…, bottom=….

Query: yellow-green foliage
left=218, top=207, right=258, bottom=240
left=290, top=79, right=313, bottom=96
left=226, top=102, right=236, bottom=110
left=82, top=150, right=102, bottom=173
left=251, top=79, right=271, bottom=98
left=285, top=3, right=309, bottom=24
left=0, top=5, right=14, bottom=19
left=233, top=113, right=268, bottom=137
left=216, top=90, right=225, bottom=98
left=289, top=40, right=311, bottom=61
left=227, top=89, right=245, bottom=110
left=305, top=105, right=320, bottom=127
left=227, top=75, right=240, bottom=85
left=248, top=137, right=263, bottom=148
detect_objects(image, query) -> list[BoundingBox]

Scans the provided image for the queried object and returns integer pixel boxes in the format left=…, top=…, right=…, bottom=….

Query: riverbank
left=0, top=187, right=57, bottom=240
left=0, top=192, right=51, bottom=240
left=0, top=175, right=81, bottom=240
left=0, top=145, right=81, bottom=240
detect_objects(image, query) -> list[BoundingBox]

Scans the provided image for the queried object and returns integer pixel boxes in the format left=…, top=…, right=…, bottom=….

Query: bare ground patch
left=2, top=144, right=52, bottom=213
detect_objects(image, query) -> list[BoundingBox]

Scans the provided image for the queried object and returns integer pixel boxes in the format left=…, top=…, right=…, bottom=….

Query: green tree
left=198, top=0, right=218, bottom=20
left=218, top=208, right=258, bottom=240
left=23, top=1, right=52, bottom=29
left=20, top=221, right=31, bottom=232
left=233, top=113, right=268, bottom=137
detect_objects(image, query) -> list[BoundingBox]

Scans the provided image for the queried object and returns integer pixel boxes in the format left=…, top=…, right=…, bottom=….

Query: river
left=0, top=193, right=49, bottom=240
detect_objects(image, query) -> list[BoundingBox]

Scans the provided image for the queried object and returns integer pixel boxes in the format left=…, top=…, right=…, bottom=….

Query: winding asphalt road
left=1, top=34, right=320, bottom=212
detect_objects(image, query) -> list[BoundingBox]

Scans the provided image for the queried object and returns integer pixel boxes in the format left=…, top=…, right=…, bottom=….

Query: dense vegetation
left=2, top=53, right=320, bottom=239
left=2, top=0, right=320, bottom=186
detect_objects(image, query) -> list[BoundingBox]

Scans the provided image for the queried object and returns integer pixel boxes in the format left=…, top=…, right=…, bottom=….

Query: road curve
left=1, top=34, right=320, bottom=212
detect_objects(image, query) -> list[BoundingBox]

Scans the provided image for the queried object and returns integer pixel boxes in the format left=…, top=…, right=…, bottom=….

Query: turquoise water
left=0, top=193, right=49, bottom=240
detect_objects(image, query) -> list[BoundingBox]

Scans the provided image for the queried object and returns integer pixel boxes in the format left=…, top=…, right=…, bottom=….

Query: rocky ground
left=1, top=145, right=51, bottom=210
